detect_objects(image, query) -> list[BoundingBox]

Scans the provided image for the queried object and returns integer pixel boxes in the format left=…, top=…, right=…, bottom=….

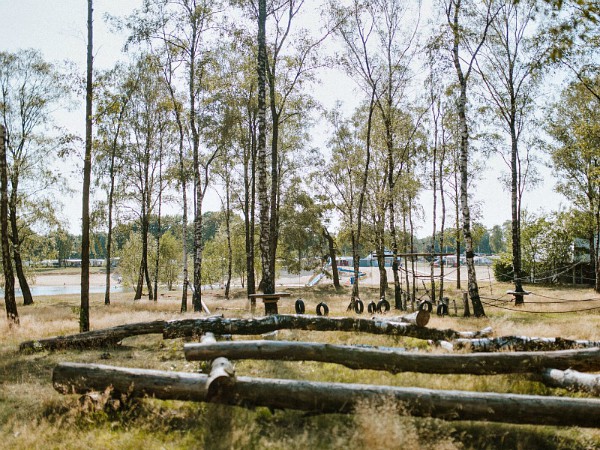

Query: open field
left=1, top=280, right=600, bottom=449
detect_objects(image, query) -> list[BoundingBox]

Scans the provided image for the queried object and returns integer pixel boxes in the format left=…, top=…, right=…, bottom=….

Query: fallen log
left=19, top=314, right=227, bottom=352
left=542, top=368, right=600, bottom=395
left=379, top=310, right=430, bottom=327
left=438, top=336, right=600, bottom=352
left=183, top=341, right=600, bottom=375
left=19, top=320, right=167, bottom=352
left=53, top=362, right=600, bottom=428
left=164, top=315, right=488, bottom=342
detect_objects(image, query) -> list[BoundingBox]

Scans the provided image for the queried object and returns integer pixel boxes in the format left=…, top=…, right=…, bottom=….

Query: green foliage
left=493, top=253, right=514, bottom=282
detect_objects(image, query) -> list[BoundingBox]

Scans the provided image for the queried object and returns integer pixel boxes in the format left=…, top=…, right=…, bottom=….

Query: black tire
left=377, top=299, right=391, bottom=313
left=367, top=301, right=377, bottom=314
left=316, top=302, right=329, bottom=316
left=295, top=298, right=305, bottom=315
left=354, top=299, right=364, bottom=314
left=419, top=300, right=433, bottom=313
left=436, top=303, right=448, bottom=316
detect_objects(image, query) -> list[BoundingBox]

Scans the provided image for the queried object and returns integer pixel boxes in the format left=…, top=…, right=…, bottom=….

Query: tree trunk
left=541, top=368, right=600, bottom=395
left=323, top=227, right=340, bottom=289
left=9, top=194, right=33, bottom=305
left=224, top=178, right=232, bottom=299
left=185, top=341, right=600, bottom=375
left=53, top=362, right=600, bottom=428
left=510, top=125, right=525, bottom=304
left=257, top=0, right=272, bottom=295
left=349, top=88, right=375, bottom=308
left=164, top=315, right=475, bottom=342
left=444, top=335, right=600, bottom=352
left=80, top=0, right=93, bottom=332
left=1, top=125, right=18, bottom=325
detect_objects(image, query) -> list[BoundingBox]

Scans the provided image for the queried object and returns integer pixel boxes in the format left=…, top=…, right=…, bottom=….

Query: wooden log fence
left=52, top=362, right=600, bottom=428
left=183, top=340, right=600, bottom=375
left=542, top=368, right=600, bottom=395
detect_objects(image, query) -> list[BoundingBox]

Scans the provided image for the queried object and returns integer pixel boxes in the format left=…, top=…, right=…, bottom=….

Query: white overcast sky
left=0, top=0, right=566, bottom=237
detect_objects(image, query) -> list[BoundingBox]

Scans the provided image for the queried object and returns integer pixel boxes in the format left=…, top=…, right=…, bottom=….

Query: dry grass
left=1, top=281, right=600, bottom=449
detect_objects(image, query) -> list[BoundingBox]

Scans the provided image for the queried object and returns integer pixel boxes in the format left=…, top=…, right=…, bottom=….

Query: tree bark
left=541, top=368, right=600, bottom=395
left=53, top=362, right=600, bottom=428
left=185, top=341, right=600, bottom=375
left=1, top=125, right=18, bottom=325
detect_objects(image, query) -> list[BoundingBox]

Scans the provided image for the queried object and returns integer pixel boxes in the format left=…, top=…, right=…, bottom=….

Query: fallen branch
left=164, top=315, right=488, bottom=342
left=19, top=320, right=167, bottom=352
left=184, top=341, right=600, bottom=375
left=541, top=368, right=600, bottom=395
left=53, top=362, right=600, bottom=428
left=438, top=336, right=600, bottom=352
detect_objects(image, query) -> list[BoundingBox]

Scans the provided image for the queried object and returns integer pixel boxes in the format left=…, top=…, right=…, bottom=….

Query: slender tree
left=0, top=125, right=18, bottom=325
left=444, top=0, right=496, bottom=317
left=80, top=0, right=93, bottom=332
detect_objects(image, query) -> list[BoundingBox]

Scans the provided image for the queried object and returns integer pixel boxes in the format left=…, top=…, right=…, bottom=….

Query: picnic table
left=248, top=292, right=291, bottom=315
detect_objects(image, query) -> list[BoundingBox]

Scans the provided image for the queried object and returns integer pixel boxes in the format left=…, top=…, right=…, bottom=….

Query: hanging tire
left=377, top=299, right=391, bottom=313
left=316, top=302, right=329, bottom=316
left=419, top=300, right=433, bottom=313
left=367, top=301, right=377, bottom=314
left=295, top=298, right=305, bottom=314
left=436, top=303, right=448, bottom=316
left=354, top=299, right=364, bottom=314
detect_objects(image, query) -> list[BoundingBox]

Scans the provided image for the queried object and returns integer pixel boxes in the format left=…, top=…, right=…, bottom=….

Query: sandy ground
left=31, top=272, right=112, bottom=287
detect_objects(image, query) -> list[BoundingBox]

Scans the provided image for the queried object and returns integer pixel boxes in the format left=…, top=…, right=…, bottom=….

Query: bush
left=492, top=254, right=514, bottom=282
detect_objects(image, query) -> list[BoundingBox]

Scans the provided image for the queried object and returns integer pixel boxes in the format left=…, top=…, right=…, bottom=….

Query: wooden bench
left=248, top=292, right=291, bottom=315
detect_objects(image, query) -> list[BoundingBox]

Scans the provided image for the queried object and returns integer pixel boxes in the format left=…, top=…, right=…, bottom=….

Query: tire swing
left=316, top=302, right=329, bottom=316
left=436, top=302, right=448, bottom=316
left=377, top=298, right=391, bottom=313
left=418, top=299, right=433, bottom=313
left=354, top=298, right=364, bottom=314
left=295, top=298, right=306, bottom=314
left=367, top=300, right=377, bottom=314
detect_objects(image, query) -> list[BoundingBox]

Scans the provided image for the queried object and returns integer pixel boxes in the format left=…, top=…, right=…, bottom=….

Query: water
left=3, top=284, right=126, bottom=297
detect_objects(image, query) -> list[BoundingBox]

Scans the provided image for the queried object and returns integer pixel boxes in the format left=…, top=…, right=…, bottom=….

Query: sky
left=0, top=0, right=567, bottom=238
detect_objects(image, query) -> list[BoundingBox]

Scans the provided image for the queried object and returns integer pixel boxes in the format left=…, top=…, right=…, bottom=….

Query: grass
left=1, top=281, right=600, bottom=449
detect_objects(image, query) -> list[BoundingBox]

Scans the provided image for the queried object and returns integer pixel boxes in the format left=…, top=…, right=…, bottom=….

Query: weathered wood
left=384, top=310, right=430, bottom=327
left=163, top=315, right=487, bottom=342
left=440, top=336, right=600, bottom=352
left=53, top=362, right=600, bottom=428
left=184, top=341, right=600, bottom=375
left=542, top=368, right=600, bottom=395
left=19, top=320, right=167, bottom=352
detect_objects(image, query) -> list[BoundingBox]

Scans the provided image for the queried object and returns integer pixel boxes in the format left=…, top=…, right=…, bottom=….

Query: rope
left=480, top=299, right=600, bottom=314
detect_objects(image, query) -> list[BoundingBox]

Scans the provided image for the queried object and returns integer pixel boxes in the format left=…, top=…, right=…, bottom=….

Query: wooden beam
left=53, top=362, right=600, bottom=428
left=184, top=340, right=600, bottom=375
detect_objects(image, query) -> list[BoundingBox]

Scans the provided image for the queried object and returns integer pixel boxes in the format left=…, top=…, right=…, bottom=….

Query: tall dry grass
left=1, top=282, right=600, bottom=448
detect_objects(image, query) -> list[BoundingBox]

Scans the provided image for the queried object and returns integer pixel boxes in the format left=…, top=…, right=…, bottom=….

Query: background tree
left=547, top=76, right=600, bottom=291
left=0, top=49, right=69, bottom=307
left=0, top=125, right=17, bottom=325
left=477, top=0, right=543, bottom=303
left=81, top=0, right=94, bottom=331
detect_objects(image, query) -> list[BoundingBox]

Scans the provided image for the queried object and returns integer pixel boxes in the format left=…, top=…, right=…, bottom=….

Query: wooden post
left=452, top=299, right=457, bottom=316
left=463, top=292, right=470, bottom=317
